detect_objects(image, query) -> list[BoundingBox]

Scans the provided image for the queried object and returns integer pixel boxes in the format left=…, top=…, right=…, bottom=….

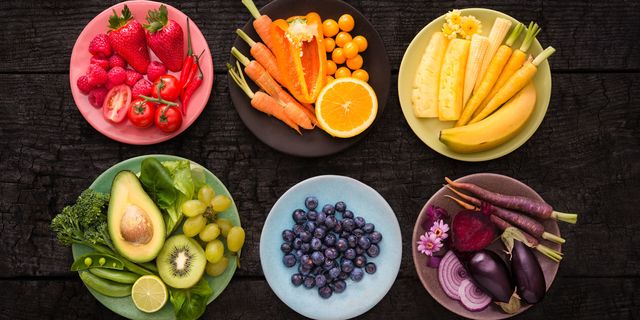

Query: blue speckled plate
left=260, top=175, right=402, bottom=320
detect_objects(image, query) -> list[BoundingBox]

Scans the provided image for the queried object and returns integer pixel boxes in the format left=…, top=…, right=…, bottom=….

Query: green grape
left=216, top=218, right=233, bottom=237
left=183, top=215, right=206, bottom=237
left=198, top=185, right=215, bottom=205
left=199, top=223, right=220, bottom=242
left=211, top=195, right=231, bottom=212
left=205, top=240, right=224, bottom=264
left=205, top=257, right=229, bottom=277
left=182, top=200, right=207, bottom=217
left=227, top=226, right=246, bottom=253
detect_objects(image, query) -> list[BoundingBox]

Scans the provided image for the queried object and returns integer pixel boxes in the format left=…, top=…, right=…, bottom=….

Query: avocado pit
left=120, top=204, right=153, bottom=244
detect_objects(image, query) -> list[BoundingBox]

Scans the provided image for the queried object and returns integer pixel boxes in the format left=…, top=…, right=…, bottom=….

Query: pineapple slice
left=411, top=32, right=449, bottom=118
left=438, top=38, right=470, bottom=121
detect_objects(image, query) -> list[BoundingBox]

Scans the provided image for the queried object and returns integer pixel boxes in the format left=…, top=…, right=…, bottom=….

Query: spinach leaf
left=139, top=158, right=177, bottom=210
left=169, top=278, right=213, bottom=320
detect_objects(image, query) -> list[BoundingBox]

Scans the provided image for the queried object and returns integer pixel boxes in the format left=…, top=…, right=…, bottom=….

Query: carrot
left=236, top=29, right=285, bottom=87
left=227, top=61, right=300, bottom=133
left=445, top=185, right=565, bottom=244
left=470, top=46, right=555, bottom=124
left=445, top=177, right=577, bottom=224
left=241, top=0, right=274, bottom=51
left=232, top=47, right=315, bottom=129
left=455, top=24, right=525, bottom=127
left=474, top=22, right=541, bottom=118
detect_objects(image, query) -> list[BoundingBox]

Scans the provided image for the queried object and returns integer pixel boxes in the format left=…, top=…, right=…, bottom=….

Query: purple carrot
left=445, top=185, right=565, bottom=244
left=445, top=177, right=578, bottom=224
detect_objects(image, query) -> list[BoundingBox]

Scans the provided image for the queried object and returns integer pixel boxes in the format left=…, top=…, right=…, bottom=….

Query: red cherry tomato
left=154, top=105, right=183, bottom=133
left=102, top=84, right=131, bottom=123
left=127, top=98, right=155, bottom=128
left=151, top=75, right=181, bottom=102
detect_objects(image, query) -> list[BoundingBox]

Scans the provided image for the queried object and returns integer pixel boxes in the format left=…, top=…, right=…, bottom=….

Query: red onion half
left=437, top=251, right=468, bottom=300
left=458, top=279, right=492, bottom=311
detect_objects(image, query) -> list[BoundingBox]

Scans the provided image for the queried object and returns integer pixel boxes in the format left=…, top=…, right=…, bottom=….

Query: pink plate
left=69, top=0, right=213, bottom=145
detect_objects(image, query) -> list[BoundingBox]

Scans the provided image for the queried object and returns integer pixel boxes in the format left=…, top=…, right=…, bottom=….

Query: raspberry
left=132, top=79, right=152, bottom=98
left=90, top=56, right=110, bottom=70
left=88, top=87, right=108, bottom=108
left=107, top=66, right=126, bottom=85
left=77, top=75, right=94, bottom=94
left=86, top=64, right=108, bottom=86
left=88, top=34, right=112, bottom=58
left=109, top=54, right=126, bottom=69
left=125, top=69, right=142, bottom=86
left=105, top=80, right=116, bottom=90
left=146, top=61, right=166, bottom=82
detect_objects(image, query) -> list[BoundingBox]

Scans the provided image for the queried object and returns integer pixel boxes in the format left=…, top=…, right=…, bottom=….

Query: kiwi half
left=157, top=235, right=206, bottom=289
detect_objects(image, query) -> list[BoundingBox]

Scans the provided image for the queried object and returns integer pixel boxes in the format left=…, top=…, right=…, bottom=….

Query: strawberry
left=143, top=5, right=183, bottom=72
left=107, top=5, right=150, bottom=74
left=89, top=34, right=112, bottom=57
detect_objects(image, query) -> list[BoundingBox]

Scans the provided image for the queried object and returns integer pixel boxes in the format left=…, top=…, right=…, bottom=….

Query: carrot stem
left=532, top=46, right=555, bottom=66
left=505, top=23, right=524, bottom=47
left=520, top=21, right=541, bottom=52
left=241, top=0, right=261, bottom=19
left=231, top=47, right=251, bottom=67
left=236, top=29, right=257, bottom=47
left=542, top=232, right=566, bottom=244
left=226, top=62, right=255, bottom=99
left=551, top=211, right=578, bottom=224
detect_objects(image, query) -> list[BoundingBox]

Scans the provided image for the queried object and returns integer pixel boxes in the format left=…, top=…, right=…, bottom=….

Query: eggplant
left=468, top=250, right=514, bottom=303
left=512, top=240, right=546, bottom=304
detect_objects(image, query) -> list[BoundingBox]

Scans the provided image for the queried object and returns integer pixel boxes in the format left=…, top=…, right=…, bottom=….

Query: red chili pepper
left=181, top=70, right=203, bottom=115
left=179, top=17, right=194, bottom=88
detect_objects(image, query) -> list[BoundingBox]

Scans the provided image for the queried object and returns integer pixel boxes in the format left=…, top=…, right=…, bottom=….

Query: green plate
left=398, top=8, right=551, bottom=161
left=71, top=155, right=240, bottom=320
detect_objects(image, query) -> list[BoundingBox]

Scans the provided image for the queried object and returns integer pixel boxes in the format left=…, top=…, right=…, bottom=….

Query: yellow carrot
left=474, top=22, right=541, bottom=118
left=454, top=24, right=524, bottom=127
left=470, top=46, right=555, bottom=124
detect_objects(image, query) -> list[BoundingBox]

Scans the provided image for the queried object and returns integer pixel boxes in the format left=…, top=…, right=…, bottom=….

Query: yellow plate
left=398, top=8, right=551, bottom=161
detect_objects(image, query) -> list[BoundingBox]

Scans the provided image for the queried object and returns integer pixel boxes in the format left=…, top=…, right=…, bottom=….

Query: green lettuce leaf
left=169, top=278, right=213, bottom=320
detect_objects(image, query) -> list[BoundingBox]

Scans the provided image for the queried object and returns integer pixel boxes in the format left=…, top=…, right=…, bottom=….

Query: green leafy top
left=143, top=4, right=169, bottom=34
left=108, top=5, right=134, bottom=31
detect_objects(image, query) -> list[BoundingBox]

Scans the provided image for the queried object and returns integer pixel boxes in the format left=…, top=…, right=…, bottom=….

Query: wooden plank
left=0, top=72, right=638, bottom=279
left=0, top=1, right=638, bottom=73
left=0, top=277, right=636, bottom=319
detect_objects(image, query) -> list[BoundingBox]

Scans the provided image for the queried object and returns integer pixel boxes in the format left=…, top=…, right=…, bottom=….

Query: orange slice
left=315, top=78, right=378, bottom=138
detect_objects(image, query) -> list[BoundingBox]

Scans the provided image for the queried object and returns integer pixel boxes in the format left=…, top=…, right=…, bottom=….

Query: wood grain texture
left=0, top=0, right=638, bottom=73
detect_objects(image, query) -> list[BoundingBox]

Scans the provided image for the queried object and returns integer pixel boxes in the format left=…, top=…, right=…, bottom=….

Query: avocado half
left=108, top=170, right=166, bottom=263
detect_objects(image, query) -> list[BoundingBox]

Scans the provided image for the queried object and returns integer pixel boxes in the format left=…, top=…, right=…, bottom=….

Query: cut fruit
left=315, top=78, right=378, bottom=138
left=131, top=275, right=168, bottom=313
left=157, top=235, right=206, bottom=289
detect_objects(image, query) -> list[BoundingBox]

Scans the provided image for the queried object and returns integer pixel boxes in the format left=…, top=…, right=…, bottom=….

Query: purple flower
left=430, top=219, right=449, bottom=240
left=417, top=232, right=443, bottom=256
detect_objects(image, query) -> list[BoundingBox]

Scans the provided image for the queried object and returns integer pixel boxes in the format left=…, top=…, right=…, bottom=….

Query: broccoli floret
left=51, top=189, right=112, bottom=250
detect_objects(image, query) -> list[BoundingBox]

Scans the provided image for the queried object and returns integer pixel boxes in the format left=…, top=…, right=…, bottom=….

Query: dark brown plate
left=229, top=0, right=391, bottom=157
left=412, top=173, right=561, bottom=319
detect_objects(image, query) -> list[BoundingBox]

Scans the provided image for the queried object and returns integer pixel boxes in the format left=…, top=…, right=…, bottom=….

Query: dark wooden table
left=1, top=0, right=639, bottom=319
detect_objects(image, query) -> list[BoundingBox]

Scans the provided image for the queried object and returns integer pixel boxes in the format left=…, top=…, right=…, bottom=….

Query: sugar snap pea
left=71, top=253, right=124, bottom=271
left=88, top=268, right=140, bottom=284
left=79, top=271, right=131, bottom=297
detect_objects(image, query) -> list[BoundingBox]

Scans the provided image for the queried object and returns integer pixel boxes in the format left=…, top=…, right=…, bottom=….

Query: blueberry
left=347, top=235, right=357, bottom=248
left=312, top=266, right=323, bottom=275
left=329, top=267, right=341, bottom=279
left=350, top=268, right=364, bottom=282
left=323, top=233, right=337, bottom=247
left=303, top=275, right=316, bottom=288
left=283, top=254, right=296, bottom=267
left=341, top=259, right=355, bottom=273
left=300, top=231, right=312, bottom=243
left=310, top=238, right=322, bottom=251
left=299, top=264, right=311, bottom=275
left=292, top=209, right=307, bottom=224
left=340, top=231, right=351, bottom=239
left=323, top=259, right=335, bottom=271
left=320, top=244, right=328, bottom=251
left=294, top=249, right=304, bottom=259
left=342, top=218, right=355, bottom=232
left=331, top=280, right=347, bottom=293
left=322, top=204, right=335, bottom=215
left=307, top=210, right=318, bottom=221
left=281, top=242, right=292, bottom=254
left=316, top=212, right=327, bottom=224
left=300, top=242, right=311, bottom=253
left=338, top=271, right=349, bottom=280
left=324, top=215, right=337, bottom=229
left=356, top=247, right=365, bottom=255
left=305, top=196, right=318, bottom=210
left=354, top=216, right=366, bottom=228
left=354, top=255, right=367, bottom=267
left=358, top=236, right=371, bottom=249
left=334, top=201, right=346, bottom=213
left=293, top=224, right=304, bottom=235
left=313, top=227, right=326, bottom=239
left=362, top=223, right=374, bottom=233
left=344, top=248, right=356, bottom=260
left=293, top=238, right=303, bottom=249
left=352, top=228, right=364, bottom=237
left=324, top=247, right=338, bottom=260
left=343, top=210, right=354, bottom=219
left=367, top=244, right=380, bottom=258
left=304, top=221, right=316, bottom=233
left=282, top=229, right=295, bottom=242
left=365, top=262, right=377, bottom=274
left=301, top=254, right=313, bottom=267
left=369, top=231, right=383, bottom=244
left=318, top=286, right=333, bottom=299
left=311, top=251, right=325, bottom=265
left=315, top=274, right=327, bottom=288
left=336, top=238, right=348, bottom=252
left=333, top=220, right=343, bottom=233
left=291, top=273, right=303, bottom=286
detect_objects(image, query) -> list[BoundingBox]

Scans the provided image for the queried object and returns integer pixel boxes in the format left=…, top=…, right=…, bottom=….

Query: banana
left=439, top=82, right=536, bottom=153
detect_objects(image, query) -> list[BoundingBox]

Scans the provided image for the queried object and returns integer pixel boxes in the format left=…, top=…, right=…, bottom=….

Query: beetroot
left=452, top=209, right=496, bottom=252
